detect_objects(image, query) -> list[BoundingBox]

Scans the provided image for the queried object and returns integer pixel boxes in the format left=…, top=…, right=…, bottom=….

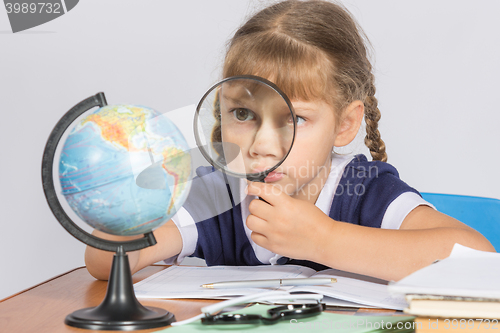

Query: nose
left=249, top=122, right=284, bottom=161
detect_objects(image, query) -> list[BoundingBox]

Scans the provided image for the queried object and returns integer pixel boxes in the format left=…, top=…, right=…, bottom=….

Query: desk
left=0, top=266, right=489, bottom=333
left=0, top=266, right=216, bottom=333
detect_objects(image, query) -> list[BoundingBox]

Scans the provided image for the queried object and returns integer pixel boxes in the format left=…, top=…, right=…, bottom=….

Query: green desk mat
left=159, top=304, right=415, bottom=333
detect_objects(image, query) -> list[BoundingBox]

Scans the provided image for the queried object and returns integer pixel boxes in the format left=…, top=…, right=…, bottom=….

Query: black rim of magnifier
left=194, top=75, right=297, bottom=182
left=41, top=92, right=157, bottom=253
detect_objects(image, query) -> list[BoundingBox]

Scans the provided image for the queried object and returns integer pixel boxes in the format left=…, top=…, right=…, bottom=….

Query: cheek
left=222, top=128, right=244, bottom=146
left=284, top=145, right=326, bottom=176
left=292, top=128, right=335, bottom=159
left=282, top=132, right=334, bottom=176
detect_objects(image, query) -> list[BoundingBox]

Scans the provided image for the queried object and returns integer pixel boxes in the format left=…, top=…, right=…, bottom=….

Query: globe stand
left=65, top=246, right=175, bottom=330
left=41, top=92, right=178, bottom=330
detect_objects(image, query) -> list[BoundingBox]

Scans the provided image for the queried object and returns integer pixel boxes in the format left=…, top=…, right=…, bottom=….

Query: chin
left=270, top=180, right=300, bottom=196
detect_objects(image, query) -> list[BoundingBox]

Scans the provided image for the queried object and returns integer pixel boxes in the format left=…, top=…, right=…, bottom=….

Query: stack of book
left=388, top=244, right=500, bottom=319
left=404, top=295, right=500, bottom=319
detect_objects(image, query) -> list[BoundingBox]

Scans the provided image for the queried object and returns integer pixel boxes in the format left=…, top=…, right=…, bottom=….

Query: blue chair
left=420, top=193, right=500, bottom=252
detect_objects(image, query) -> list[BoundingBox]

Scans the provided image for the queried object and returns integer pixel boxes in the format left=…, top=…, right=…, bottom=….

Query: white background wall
left=1, top=0, right=499, bottom=300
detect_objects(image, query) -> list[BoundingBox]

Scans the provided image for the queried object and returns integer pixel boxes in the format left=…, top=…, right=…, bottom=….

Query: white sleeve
left=163, top=207, right=199, bottom=265
left=380, top=192, right=436, bottom=230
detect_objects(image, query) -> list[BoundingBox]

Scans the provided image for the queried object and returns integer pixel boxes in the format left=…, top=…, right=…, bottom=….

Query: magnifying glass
left=194, top=75, right=296, bottom=183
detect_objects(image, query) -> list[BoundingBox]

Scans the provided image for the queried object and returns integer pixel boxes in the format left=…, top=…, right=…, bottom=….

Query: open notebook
left=133, top=264, right=407, bottom=310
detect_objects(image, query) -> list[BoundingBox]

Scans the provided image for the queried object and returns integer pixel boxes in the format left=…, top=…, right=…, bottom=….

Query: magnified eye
left=233, top=108, right=255, bottom=121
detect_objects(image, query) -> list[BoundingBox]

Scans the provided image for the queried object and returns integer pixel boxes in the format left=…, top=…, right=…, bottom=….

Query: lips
left=264, top=171, right=284, bottom=183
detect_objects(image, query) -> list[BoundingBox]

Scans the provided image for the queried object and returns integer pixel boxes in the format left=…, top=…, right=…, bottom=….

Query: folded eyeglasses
left=201, top=302, right=326, bottom=325
left=171, top=290, right=325, bottom=327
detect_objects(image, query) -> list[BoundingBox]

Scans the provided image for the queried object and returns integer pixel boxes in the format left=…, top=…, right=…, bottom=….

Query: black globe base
left=65, top=246, right=175, bottom=330
left=65, top=306, right=175, bottom=331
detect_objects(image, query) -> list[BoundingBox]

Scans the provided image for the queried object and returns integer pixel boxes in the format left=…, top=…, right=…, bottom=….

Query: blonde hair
left=220, top=0, right=387, bottom=162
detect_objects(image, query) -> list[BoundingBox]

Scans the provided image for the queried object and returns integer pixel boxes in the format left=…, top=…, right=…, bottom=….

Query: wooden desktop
left=0, top=266, right=490, bottom=332
left=0, top=266, right=216, bottom=333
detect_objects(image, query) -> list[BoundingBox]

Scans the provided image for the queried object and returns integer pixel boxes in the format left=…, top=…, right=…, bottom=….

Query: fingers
left=250, top=231, right=269, bottom=248
left=245, top=181, right=286, bottom=206
left=246, top=210, right=267, bottom=234
left=245, top=181, right=295, bottom=254
left=248, top=196, right=273, bottom=218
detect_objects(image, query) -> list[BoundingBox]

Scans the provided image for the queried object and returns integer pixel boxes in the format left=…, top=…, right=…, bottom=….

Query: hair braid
left=364, top=84, right=387, bottom=162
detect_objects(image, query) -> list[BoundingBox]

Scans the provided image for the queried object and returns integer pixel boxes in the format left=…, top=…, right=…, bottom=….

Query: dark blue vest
left=184, top=155, right=420, bottom=271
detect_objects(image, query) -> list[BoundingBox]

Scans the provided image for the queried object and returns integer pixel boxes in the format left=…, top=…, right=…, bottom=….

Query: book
left=404, top=294, right=500, bottom=319
left=133, top=264, right=407, bottom=310
left=388, top=244, right=500, bottom=319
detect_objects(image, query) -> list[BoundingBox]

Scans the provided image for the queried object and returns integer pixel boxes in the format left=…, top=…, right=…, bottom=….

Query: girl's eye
left=296, top=116, right=306, bottom=126
left=233, top=108, right=255, bottom=121
left=288, top=115, right=306, bottom=126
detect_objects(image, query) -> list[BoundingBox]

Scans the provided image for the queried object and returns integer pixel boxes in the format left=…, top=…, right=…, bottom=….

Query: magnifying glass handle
left=257, top=179, right=271, bottom=204
left=246, top=175, right=271, bottom=204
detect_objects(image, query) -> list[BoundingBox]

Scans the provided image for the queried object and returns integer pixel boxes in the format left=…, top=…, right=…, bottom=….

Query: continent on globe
left=59, top=105, right=192, bottom=236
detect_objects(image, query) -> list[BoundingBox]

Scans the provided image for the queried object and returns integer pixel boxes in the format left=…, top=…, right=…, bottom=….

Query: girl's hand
left=245, top=181, right=333, bottom=261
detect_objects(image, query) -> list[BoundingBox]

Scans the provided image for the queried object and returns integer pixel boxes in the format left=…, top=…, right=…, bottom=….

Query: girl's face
left=220, top=82, right=338, bottom=203
left=271, top=99, right=338, bottom=202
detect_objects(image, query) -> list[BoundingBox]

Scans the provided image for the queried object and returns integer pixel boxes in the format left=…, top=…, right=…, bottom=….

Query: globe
left=41, top=94, right=185, bottom=329
left=58, top=104, right=191, bottom=236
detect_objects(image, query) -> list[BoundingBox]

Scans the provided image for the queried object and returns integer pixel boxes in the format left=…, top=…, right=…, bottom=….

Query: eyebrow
left=220, top=93, right=252, bottom=107
left=292, top=107, right=315, bottom=114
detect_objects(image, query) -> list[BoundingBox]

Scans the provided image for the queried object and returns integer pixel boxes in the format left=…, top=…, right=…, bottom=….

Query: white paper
left=388, top=244, right=500, bottom=298
left=133, top=265, right=407, bottom=310
left=134, top=265, right=314, bottom=299
left=292, top=269, right=408, bottom=309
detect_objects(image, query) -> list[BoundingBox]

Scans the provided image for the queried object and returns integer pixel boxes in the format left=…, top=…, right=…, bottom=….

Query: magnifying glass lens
left=195, top=76, right=296, bottom=182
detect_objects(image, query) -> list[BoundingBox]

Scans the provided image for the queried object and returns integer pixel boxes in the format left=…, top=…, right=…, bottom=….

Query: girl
left=85, top=0, right=494, bottom=282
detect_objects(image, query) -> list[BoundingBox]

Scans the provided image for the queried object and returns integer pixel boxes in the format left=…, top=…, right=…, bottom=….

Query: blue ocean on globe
left=58, top=105, right=192, bottom=236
